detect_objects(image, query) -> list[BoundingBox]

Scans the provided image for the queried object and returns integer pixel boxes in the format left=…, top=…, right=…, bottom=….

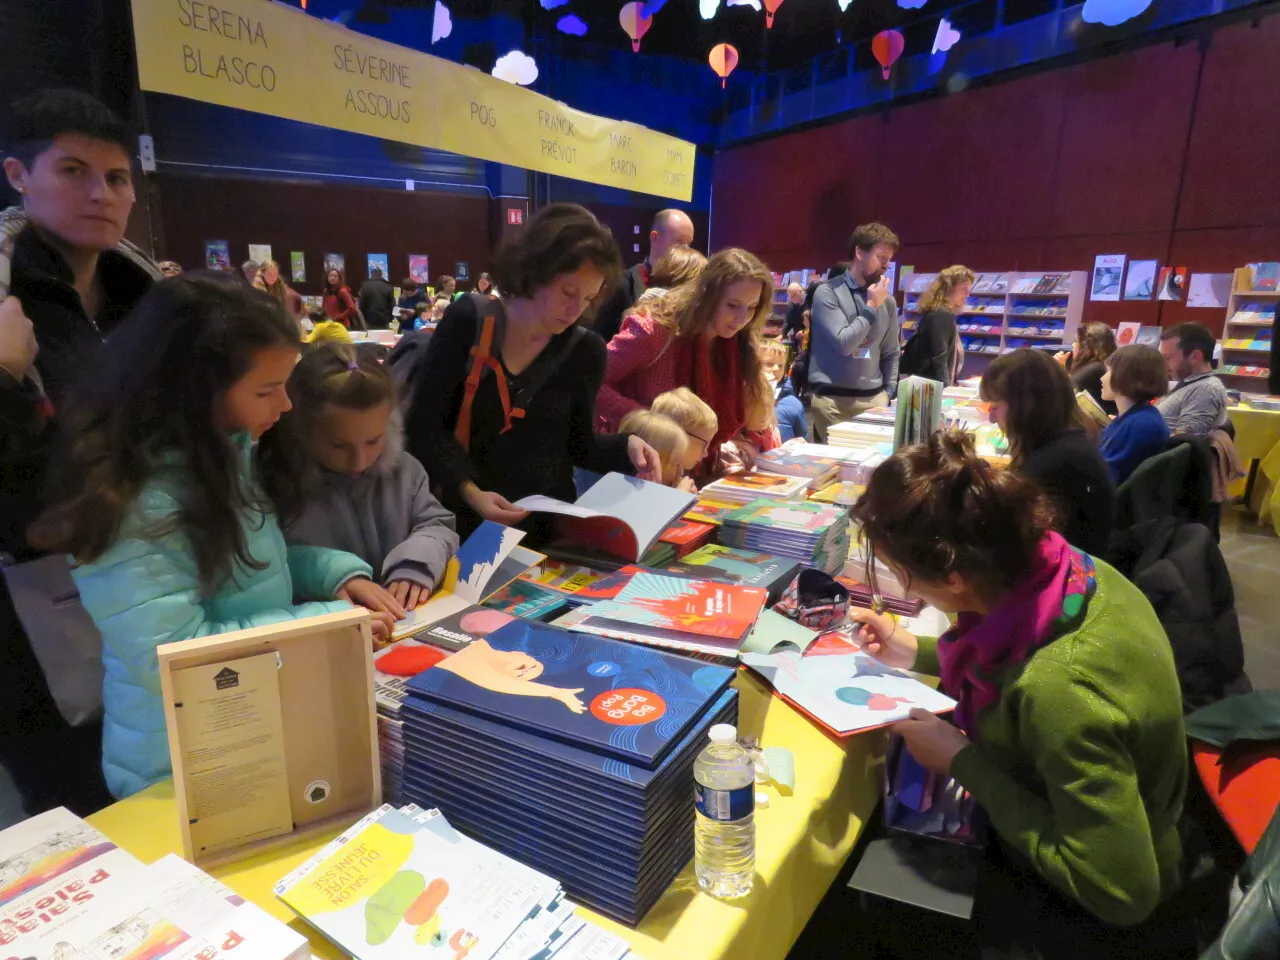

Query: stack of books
left=824, top=419, right=896, bottom=449
left=657, top=517, right=717, bottom=557
left=0, top=807, right=309, bottom=960
left=639, top=539, right=678, bottom=567
left=398, top=620, right=738, bottom=926
left=719, top=498, right=853, bottom=575
left=699, top=470, right=811, bottom=505
left=483, top=579, right=572, bottom=621
left=683, top=495, right=742, bottom=526
left=553, top=570, right=768, bottom=661
left=276, top=803, right=640, bottom=959
left=755, top=447, right=845, bottom=488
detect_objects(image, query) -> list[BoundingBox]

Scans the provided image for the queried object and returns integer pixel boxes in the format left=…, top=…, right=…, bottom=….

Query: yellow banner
left=131, top=0, right=696, bottom=200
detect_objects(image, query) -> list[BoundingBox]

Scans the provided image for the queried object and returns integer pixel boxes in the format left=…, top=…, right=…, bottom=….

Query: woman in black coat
left=900, top=265, right=975, bottom=386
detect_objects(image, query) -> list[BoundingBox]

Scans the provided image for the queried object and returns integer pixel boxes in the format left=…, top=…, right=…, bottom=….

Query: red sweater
left=596, top=312, right=778, bottom=472
left=323, top=286, right=357, bottom=327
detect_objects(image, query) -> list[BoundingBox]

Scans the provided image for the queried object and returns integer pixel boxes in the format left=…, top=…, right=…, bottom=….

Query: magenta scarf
left=936, top=532, right=1097, bottom=736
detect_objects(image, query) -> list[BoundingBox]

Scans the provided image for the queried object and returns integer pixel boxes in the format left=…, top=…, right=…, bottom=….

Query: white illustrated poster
left=1187, top=273, right=1232, bottom=309
left=1090, top=253, right=1126, bottom=302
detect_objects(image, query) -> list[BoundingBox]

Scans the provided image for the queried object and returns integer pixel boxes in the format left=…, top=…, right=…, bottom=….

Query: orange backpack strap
left=454, top=310, right=498, bottom=452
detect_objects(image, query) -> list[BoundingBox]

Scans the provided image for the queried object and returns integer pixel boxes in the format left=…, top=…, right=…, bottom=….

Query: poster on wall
left=1116, top=321, right=1141, bottom=347
left=1123, top=260, right=1158, bottom=300
left=883, top=262, right=898, bottom=296
left=455, top=262, right=470, bottom=281
left=1187, top=273, right=1232, bottom=309
left=408, top=255, right=431, bottom=285
left=204, top=241, right=230, bottom=270
left=368, top=253, right=389, bottom=278
left=289, top=252, right=306, bottom=284
left=1157, top=266, right=1188, bottom=301
left=248, top=244, right=272, bottom=266
left=1090, top=254, right=1126, bottom=301
left=323, top=254, right=345, bottom=278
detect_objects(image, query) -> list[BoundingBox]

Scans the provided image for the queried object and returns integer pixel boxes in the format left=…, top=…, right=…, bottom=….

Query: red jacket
left=323, top=286, right=357, bottom=327
left=596, top=312, right=778, bottom=472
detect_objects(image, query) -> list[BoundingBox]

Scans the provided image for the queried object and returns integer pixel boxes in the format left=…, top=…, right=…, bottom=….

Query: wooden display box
left=157, top=609, right=381, bottom=868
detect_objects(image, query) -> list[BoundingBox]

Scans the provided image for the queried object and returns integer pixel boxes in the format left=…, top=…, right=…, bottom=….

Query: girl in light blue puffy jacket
left=31, top=275, right=409, bottom=800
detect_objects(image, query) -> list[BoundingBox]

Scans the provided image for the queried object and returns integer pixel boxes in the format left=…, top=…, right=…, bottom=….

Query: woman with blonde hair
left=899, top=265, right=974, bottom=386
left=596, top=248, right=779, bottom=479
left=253, top=258, right=305, bottom=318
left=632, top=246, right=707, bottom=316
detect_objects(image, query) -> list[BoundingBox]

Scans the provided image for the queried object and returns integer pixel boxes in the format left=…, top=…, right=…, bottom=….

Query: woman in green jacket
left=850, top=429, right=1193, bottom=958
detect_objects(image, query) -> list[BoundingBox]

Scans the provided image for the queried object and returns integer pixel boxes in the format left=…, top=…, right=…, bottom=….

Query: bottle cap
left=709, top=723, right=737, bottom=744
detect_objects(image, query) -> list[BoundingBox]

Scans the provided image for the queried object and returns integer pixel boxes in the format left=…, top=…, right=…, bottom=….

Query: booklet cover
left=407, top=618, right=735, bottom=767
left=755, top=449, right=846, bottom=481
left=668, top=544, right=802, bottom=602
left=740, top=646, right=955, bottom=737
left=276, top=806, right=556, bottom=960
left=699, top=471, right=811, bottom=504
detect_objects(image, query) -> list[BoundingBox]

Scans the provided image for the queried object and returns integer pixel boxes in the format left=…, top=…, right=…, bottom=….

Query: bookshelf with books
left=770, top=268, right=825, bottom=327
left=1220, top=264, right=1277, bottom=385
left=902, top=271, right=1086, bottom=377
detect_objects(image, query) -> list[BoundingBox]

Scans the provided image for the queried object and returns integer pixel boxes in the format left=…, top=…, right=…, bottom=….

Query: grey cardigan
left=283, top=446, right=459, bottom=591
left=807, top=273, right=901, bottom=397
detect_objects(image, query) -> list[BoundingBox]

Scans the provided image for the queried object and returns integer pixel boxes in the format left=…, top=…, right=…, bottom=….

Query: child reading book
left=618, top=410, right=696, bottom=492
left=758, top=339, right=807, bottom=442
left=651, top=387, right=720, bottom=480
left=259, top=342, right=460, bottom=612
left=31, top=276, right=400, bottom=799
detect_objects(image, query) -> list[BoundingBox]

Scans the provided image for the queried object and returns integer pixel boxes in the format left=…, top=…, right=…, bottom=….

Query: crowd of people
left=0, top=88, right=1257, bottom=959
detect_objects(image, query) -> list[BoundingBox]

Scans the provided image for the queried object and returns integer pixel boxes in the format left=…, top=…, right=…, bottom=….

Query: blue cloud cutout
left=539, top=0, right=570, bottom=8
left=556, top=13, right=588, bottom=34
left=1081, top=0, right=1152, bottom=26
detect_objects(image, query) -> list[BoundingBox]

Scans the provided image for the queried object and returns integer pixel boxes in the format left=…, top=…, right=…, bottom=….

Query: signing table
left=87, top=670, right=883, bottom=960
left=1228, top=402, right=1280, bottom=534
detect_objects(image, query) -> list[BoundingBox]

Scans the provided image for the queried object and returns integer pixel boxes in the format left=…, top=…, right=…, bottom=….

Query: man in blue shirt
left=807, top=222, right=901, bottom=443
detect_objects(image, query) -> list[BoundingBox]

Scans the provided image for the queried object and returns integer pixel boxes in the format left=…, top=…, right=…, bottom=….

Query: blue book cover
left=406, top=619, right=733, bottom=767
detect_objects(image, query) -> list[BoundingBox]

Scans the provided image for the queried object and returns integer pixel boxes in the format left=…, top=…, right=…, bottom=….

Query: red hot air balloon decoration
left=619, top=2, right=652, bottom=52
left=871, top=29, right=905, bottom=79
left=763, top=0, right=785, bottom=27
left=708, top=43, right=739, bottom=88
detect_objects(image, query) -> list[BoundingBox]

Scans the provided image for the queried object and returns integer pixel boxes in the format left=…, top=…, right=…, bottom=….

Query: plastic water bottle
left=694, top=723, right=756, bottom=898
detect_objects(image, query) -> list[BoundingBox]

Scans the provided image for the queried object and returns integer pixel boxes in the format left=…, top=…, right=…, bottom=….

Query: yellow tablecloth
left=1228, top=404, right=1280, bottom=534
left=87, top=670, right=882, bottom=960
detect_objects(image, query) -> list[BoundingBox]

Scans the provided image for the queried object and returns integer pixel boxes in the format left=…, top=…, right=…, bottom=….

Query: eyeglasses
left=685, top=429, right=714, bottom=452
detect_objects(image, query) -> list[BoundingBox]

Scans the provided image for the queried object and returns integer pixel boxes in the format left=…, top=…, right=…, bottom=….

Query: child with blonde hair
left=758, top=339, right=807, bottom=442
left=651, top=387, right=719, bottom=479
left=618, top=409, right=696, bottom=492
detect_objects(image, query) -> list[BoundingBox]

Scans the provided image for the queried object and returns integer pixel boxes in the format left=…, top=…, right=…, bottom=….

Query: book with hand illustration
left=407, top=617, right=735, bottom=767
left=514, top=473, right=695, bottom=562
left=740, top=642, right=956, bottom=738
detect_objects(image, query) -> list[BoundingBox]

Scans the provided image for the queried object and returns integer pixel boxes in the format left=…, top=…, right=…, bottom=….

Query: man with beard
left=807, top=223, right=901, bottom=442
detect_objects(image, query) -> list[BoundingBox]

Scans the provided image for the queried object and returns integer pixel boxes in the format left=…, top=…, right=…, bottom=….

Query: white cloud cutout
left=932, top=16, right=960, bottom=53
left=727, top=0, right=762, bottom=9
left=700, top=0, right=720, bottom=15
left=431, top=1, right=451, bottom=43
left=1081, top=0, right=1152, bottom=26
left=492, top=50, right=539, bottom=86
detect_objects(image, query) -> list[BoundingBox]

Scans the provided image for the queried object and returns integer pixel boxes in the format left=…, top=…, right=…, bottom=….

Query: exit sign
left=507, top=208, right=523, bottom=225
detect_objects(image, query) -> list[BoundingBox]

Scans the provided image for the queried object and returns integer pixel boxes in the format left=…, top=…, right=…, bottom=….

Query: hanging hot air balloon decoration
left=763, top=0, right=786, bottom=27
left=708, top=43, right=740, bottom=88
left=619, top=2, right=652, bottom=52
left=871, top=29, right=905, bottom=79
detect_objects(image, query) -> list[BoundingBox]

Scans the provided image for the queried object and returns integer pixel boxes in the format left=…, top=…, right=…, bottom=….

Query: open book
left=514, top=472, right=695, bottom=562
left=393, top=521, right=543, bottom=640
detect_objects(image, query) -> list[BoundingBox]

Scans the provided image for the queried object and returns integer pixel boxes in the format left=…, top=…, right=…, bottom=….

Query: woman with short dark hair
left=849, top=430, right=1191, bottom=958
left=404, top=203, right=659, bottom=542
left=981, top=349, right=1115, bottom=556
left=1098, top=344, right=1171, bottom=484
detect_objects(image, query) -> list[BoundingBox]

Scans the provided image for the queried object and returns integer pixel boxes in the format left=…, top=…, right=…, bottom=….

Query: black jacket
left=899, top=308, right=957, bottom=386
left=1021, top=428, right=1116, bottom=558
left=1114, top=437, right=1217, bottom=534
left=1110, top=518, right=1251, bottom=712
left=359, top=277, right=395, bottom=329
left=592, top=262, right=647, bottom=344
left=1071, top=361, right=1118, bottom=417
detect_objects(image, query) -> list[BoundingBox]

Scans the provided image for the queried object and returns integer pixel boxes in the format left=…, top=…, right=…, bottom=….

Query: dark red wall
left=711, top=14, right=1280, bottom=334
left=153, top=176, right=708, bottom=296
left=154, top=175, right=494, bottom=295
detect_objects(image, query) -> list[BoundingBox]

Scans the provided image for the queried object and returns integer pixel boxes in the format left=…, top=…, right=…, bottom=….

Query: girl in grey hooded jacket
left=259, top=342, right=459, bottom=611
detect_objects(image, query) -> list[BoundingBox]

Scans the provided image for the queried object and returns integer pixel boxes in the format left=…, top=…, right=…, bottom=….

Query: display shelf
left=1221, top=266, right=1277, bottom=388
left=953, top=271, right=1085, bottom=378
